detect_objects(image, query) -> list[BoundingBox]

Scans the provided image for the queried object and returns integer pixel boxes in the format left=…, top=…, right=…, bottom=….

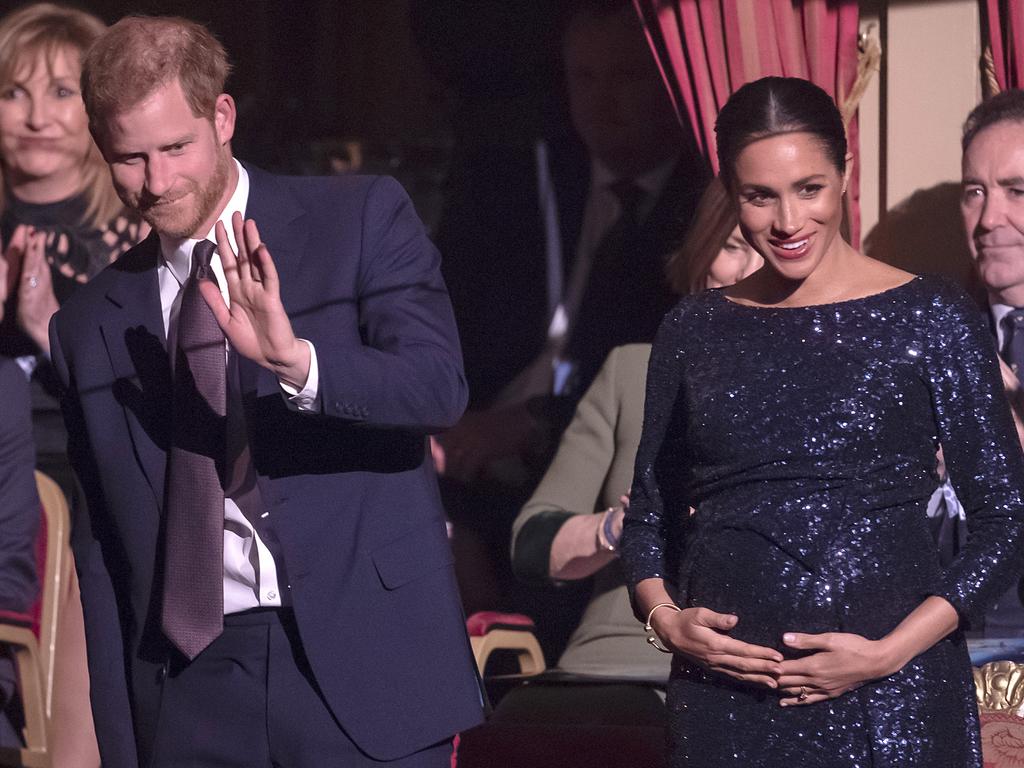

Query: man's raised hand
left=199, top=212, right=310, bottom=389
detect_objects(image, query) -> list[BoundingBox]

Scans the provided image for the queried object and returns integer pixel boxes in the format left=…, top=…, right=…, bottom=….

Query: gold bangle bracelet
left=644, top=602, right=680, bottom=654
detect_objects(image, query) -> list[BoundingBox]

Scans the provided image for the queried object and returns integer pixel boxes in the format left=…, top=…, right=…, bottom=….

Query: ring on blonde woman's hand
left=798, top=687, right=808, bottom=701
left=27, top=274, right=38, bottom=289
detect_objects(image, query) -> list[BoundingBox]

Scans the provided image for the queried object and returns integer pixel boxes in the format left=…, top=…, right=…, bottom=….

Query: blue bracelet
left=602, top=507, right=621, bottom=551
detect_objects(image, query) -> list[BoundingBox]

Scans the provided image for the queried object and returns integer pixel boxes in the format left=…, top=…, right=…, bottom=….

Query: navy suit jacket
left=50, top=167, right=483, bottom=766
left=0, top=358, right=39, bottom=615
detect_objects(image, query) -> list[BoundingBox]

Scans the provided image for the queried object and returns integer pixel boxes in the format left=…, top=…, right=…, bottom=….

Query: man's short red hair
left=82, top=15, right=231, bottom=140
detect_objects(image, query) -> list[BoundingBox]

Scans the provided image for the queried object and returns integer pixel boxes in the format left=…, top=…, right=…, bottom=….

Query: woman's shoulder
left=902, top=273, right=984, bottom=318
left=646, top=292, right=714, bottom=347
left=885, top=274, right=992, bottom=354
left=663, top=289, right=721, bottom=323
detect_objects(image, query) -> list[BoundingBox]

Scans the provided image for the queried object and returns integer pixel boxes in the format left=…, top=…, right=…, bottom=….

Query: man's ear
left=213, top=93, right=236, bottom=146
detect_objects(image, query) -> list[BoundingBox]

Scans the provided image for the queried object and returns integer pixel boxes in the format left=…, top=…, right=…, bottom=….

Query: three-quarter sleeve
left=620, top=306, right=691, bottom=601
left=511, top=346, right=620, bottom=583
left=927, top=287, right=1024, bottom=628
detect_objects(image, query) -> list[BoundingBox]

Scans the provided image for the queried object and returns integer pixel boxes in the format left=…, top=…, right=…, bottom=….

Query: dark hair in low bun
left=715, top=77, right=846, bottom=183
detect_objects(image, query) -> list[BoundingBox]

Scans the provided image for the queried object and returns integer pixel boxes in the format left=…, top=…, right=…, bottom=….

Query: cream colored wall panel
left=884, top=0, right=979, bottom=207
left=862, top=0, right=982, bottom=295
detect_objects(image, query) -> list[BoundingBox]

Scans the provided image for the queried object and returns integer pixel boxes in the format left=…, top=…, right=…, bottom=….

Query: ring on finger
left=26, top=274, right=38, bottom=289
left=798, top=686, right=808, bottom=701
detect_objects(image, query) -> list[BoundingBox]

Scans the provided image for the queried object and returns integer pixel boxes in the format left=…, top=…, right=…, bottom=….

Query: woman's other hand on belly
left=651, top=606, right=785, bottom=689
left=775, top=631, right=898, bottom=706
left=775, top=594, right=960, bottom=706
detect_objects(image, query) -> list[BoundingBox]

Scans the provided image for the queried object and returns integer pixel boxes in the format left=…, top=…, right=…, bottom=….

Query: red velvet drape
left=984, top=0, right=1024, bottom=91
left=633, top=0, right=862, bottom=246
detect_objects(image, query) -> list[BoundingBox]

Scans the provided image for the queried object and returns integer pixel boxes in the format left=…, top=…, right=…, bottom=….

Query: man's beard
left=133, top=151, right=232, bottom=240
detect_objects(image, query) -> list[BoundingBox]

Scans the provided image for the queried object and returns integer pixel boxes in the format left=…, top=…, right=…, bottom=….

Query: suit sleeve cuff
left=511, top=510, right=574, bottom=584
left=279, top=339, right=320, bottom=412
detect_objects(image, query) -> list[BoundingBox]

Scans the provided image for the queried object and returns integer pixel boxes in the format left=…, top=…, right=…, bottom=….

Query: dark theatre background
left=0, top=0, right=568, bottom=233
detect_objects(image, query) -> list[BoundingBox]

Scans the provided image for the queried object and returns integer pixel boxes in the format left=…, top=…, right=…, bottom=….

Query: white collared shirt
left=548, top=154, right=679, bottom=392
left=156, top=160, right=319, bottom=612
left=992, top=303, right=1016, bottom=353
left=573, top=155, right=680, bottom=268
left=496, top=153, right=680, bottom=404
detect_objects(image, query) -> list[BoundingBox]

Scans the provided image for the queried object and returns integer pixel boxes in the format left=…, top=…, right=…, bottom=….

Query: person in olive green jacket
left=511, top=343, right=664, bottom=680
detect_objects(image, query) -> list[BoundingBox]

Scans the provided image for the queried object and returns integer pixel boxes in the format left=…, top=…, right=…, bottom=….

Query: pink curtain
left=983, top=0, right=1024, bottom=92
left=633, top=0, right=862, bottom=246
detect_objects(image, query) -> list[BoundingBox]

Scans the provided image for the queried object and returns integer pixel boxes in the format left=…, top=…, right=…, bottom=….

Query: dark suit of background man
left=959, top=89, right=1024, bottom=638
left=425, top=0, right=708, bottom=629
left=0, top=253, right=40, bottom=748
left=49, top=16, right=482, bottom=768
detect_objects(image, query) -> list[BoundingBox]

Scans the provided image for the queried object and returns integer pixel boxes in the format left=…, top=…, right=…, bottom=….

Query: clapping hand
left=199, top=212, right=310, bottom=389
left=11, top=225, right=58, bottom=355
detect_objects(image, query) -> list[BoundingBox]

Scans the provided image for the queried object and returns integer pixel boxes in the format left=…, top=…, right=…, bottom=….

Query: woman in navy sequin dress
left=621, top=77, right=1024, bottom=768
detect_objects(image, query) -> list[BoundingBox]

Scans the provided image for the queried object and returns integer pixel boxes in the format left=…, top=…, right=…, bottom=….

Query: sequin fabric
left=621, top=275, right=1024, bottom=767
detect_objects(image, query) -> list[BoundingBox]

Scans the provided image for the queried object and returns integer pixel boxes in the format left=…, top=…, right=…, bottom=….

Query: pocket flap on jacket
left=372, top=526, right=455, bottom=590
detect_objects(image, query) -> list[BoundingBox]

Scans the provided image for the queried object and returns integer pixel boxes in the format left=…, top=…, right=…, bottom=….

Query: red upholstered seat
left=0, top=611, right=31, bottom=628
left=979, top=711, right=1024, bottom=766
left=0, top=504, right=49, bottom=634
left=30, top=508, right=46, bottom=637
left=0, top=472, right=72, bottom=766
left=465, top=612, right=536, bottom=637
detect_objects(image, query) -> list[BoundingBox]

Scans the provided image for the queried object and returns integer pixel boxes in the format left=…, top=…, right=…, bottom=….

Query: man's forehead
left=964, top=121, right=1024, bottom=175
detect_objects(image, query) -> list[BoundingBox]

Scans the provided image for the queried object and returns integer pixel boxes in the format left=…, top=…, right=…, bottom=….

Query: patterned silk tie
left=162, top=239, right=226, bottom=660
left=1003, top=309, right=1024, bottom=387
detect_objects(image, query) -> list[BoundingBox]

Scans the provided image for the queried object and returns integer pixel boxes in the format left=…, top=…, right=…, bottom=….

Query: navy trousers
left=147, top=609, right=452, bottom=768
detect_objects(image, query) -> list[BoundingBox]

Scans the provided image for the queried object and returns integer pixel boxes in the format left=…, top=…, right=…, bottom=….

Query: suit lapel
left=99, top=233, right=171, bottom=510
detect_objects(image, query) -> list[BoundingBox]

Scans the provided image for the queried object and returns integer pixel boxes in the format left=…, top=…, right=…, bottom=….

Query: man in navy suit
left=960, top=90, right=1024, bottom=638
left=50, top=15, right=481, bottom=768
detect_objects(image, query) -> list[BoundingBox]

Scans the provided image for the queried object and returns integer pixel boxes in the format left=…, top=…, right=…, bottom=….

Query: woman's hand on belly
left=775, top=595, right=960, bottom=706
left=651, top=606, right=785, bottom=689
left=775, top=631, right=891, bottom=706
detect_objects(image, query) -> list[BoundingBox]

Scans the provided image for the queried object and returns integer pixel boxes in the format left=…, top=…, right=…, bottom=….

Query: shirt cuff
left=14, top=355, right=37, bottom=380
left=279, top=339, right=320, bottom=412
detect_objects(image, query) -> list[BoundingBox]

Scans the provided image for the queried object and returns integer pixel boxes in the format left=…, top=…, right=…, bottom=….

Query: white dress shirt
left=157, top=160, right=319, bottom=612
left=992, top=303, right=1016, bottom=353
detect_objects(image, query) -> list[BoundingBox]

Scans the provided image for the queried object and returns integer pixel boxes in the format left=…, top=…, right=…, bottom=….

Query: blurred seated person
left=0, top=6, right=114, bottom=765
left=0, top=240, right=40, bottom=749
left=0, top=3, right=145, bottom=497
left=438, top=0, right=708, bottom=484
left=508, top=179, right=760, bottom=693
left=435, top=0, right=708, bottom=613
